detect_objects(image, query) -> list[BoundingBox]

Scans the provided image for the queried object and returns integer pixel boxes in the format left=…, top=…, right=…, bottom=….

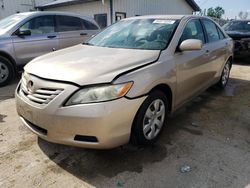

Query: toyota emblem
left=27, top=80, right=34, bottom=94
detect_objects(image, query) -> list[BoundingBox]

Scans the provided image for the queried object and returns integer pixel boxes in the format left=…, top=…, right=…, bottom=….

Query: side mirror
left=179, top=39, right=203, bottom=51
left=16, top=29, right=31, bottom=37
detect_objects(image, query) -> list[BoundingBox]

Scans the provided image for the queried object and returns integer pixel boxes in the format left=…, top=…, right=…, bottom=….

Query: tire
left=131, top=90, right=168, bottom=145
left=0, top=56, right=14, bottom=87
left=217, top=61, right=231, bottom=89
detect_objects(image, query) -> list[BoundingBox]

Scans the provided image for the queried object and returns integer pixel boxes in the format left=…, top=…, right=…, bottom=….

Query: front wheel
left=131, top=90, right=168, bottom=145
left=217, top=61, right=231, bottom=88
left=0, top=56, right=14, bottom=87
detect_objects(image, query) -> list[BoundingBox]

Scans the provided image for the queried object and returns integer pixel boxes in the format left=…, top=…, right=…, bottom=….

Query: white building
left=38, top=0, right=200, bottom=28
left=0, top=0, right=55, bottom=19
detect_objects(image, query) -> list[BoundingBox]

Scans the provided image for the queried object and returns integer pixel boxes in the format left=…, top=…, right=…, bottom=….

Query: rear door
left=174, top=19, right=212, bottom=107
left=56, top=15, right=95, bottom=49
left=12, top=15, right=58, bottom=66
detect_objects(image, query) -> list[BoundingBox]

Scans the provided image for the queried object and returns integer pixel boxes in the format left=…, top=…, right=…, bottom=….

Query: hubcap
left=143, top=99, right=165, bottom=140
left=222, top=63, right=230, bottom=86
left=0, top=62, right=9, bottom=84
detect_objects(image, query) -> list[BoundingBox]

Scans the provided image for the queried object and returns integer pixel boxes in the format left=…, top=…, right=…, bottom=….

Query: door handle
left=80, top=33, right=88, bottom=36
left=47, top=35, right=56, bottom=39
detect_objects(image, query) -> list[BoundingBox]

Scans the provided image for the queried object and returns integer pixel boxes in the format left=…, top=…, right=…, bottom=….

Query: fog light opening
left=74, top=135, right=98, bottom=143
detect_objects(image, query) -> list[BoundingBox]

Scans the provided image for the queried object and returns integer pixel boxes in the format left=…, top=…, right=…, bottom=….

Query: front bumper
left=15, top=78, right=146, bottom=149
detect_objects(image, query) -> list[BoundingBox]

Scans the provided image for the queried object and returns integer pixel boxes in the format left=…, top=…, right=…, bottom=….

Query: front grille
left=19, top=76, right=63, bottom=105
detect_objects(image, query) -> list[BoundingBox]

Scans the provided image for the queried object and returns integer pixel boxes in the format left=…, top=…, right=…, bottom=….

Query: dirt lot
left=0, top=63, right=250, bottom=188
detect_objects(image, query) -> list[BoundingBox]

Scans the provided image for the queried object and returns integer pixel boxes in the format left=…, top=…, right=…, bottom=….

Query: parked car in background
left=223, top=20, right=250, bottom=58
left=0, top=11, right=100, bottom=87
left=16, top=15, right=233, bottom=149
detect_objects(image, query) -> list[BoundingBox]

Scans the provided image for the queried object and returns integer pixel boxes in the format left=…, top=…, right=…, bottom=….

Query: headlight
left=65, top=82, right=133, bottom=106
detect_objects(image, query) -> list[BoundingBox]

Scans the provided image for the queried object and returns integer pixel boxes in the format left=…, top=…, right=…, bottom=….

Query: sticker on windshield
left=153, top=20, right=175, bottom=24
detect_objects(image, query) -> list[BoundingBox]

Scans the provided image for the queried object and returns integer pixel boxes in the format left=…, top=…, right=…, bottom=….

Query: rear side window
left=82, top=19, right=98, bottom=30
left=202, top=19, right=220, bottom=43
left=180, top=19, right=205, bottom=44
left=19, top=15, right=55, bottom=35
left=57, top=16, right=82, bottom=32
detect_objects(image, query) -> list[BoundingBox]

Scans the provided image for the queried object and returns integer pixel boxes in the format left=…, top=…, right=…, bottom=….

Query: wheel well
left=129, top=83, right=173, bottom=144
left=228, top=56, right=233, bottom=69
left=0, top=51, right=17, bottom=72
left=150, top=84, right=173, bottom=112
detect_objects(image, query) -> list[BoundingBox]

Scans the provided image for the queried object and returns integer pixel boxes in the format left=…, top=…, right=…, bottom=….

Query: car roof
left=15, top=11, right=95, bottom=22
left=125, top=15, right=210, bottom=21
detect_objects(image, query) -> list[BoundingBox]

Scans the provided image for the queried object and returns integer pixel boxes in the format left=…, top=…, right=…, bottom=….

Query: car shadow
left=37, top=76, right=250, bottom=185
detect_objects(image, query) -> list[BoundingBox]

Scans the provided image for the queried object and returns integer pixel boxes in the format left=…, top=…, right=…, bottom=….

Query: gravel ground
left=0, top=63, right=250, bottom=188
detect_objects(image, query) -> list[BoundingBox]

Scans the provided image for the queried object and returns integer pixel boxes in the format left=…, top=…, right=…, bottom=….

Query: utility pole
left=109, top=0, right=113, bottom=24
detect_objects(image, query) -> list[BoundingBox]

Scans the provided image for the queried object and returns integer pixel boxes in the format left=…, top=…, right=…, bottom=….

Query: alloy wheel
left=222, top=63, right=230, bottom=86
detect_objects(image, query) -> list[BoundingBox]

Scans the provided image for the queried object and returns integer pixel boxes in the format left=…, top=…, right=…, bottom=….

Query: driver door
left=12, top=15, right=59, bottom=66
left=174, top=19, right=212, bottom=107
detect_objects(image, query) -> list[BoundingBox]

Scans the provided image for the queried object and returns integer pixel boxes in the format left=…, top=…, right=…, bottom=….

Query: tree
left=238, top=11, right=249, bottom=19
left=207, top=6, right=225, bottom=19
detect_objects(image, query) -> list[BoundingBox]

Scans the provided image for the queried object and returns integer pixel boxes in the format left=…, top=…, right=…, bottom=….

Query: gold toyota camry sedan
left=16, top=15, right=234, bottom=149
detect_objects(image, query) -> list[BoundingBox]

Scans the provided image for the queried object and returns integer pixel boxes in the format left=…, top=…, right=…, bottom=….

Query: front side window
left=19, top=16, right=55, bottom=35
left=87, top=19, right=179, bottom=50
left=202, top=19, right=220, bottom=43
left=57, top=16, right=82, bottom=32
left=180, top=19, right=205, bottom=44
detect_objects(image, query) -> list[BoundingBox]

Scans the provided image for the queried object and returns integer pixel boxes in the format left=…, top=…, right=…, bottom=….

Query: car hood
left=0, top=30, right=6, bottom=36
left=0, top=31, right=7, bottom=38
left=25, top=44, right=160, bottom=86
left=226, top=31, right=250, bottom=39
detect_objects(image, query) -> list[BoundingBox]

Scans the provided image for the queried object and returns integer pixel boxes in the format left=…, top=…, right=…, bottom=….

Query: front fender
left=113, top=55, right=176, bottom=103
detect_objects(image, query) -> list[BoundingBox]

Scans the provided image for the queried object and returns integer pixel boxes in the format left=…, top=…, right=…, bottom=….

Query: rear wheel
left=217, top=61, right=231, bottom=88
left=0, top=56, right=14, bottom=87
left=131, top=90, right=168, bottom=145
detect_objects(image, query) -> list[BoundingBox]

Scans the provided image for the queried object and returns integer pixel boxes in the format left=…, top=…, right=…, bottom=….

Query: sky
left=195, top=0, right=250, bottom=19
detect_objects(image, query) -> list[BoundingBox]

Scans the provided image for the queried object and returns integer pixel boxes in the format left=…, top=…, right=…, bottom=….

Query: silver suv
left=0, top=11, right=100, bottom=86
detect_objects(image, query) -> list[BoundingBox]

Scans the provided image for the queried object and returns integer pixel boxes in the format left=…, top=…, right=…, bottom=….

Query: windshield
left=0, top=14, right=27, bottom=31
left=87, top=19, right=179, bottom=50
left=223, top=21, right=250, bottom=32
